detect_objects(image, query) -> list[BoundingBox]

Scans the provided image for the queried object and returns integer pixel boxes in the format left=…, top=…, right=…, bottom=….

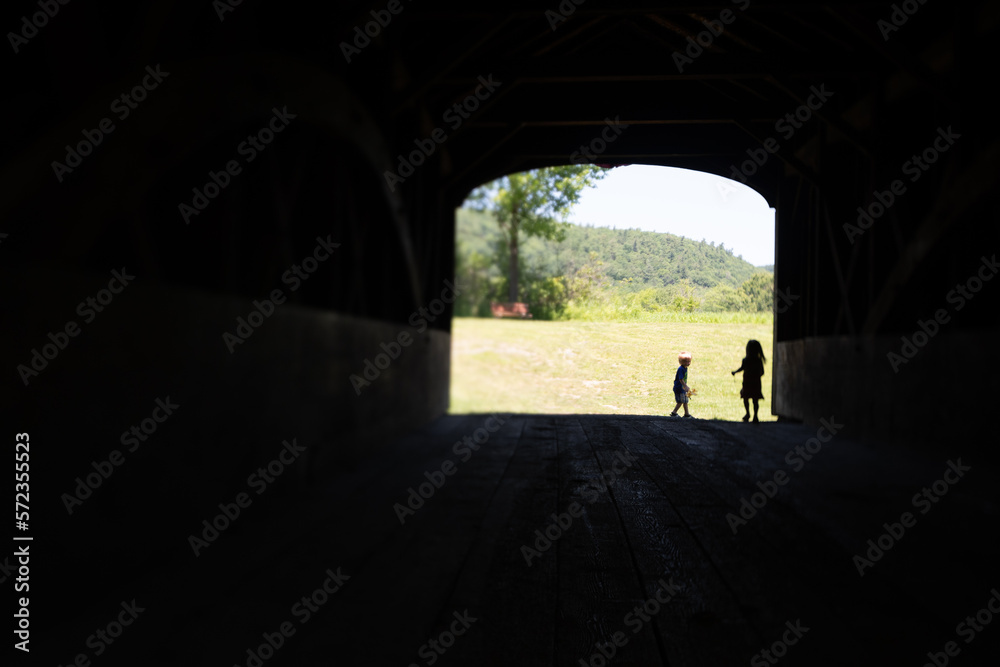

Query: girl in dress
left=732, top=340, right=765, bottom=422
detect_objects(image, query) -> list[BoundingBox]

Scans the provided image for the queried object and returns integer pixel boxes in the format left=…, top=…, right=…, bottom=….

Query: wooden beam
left=861, top=139, right=1000, bottom=334
left=765, top=76, right=872, bottom=158
left=391, top=17, right=516, bottom=116
left=733, top=120, right=821, bottom=187
left=822, top=199, right=857, bottom=336
left=435, top=56, right=874, bottom=84
left=447, top=122, right=527, bottom=191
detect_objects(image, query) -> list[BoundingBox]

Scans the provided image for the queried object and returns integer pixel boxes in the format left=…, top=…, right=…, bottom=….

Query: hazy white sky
left=566, top=164, right=775, bottom=267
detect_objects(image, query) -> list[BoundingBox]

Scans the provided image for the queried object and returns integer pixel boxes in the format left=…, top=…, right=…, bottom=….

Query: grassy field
left=450, top=316, right=775, bottom=421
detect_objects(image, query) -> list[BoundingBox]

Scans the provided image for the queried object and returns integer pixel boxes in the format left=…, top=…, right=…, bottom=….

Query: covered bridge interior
left=3, top=1, right=999, bottom=665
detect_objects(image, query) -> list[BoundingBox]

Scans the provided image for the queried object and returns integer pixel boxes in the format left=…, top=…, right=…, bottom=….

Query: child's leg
left=742, top=397, right=750, bottom=418
left=682, top=398, right=690, bottom=416
left=752, top=398, right=759, bottom=421
left=671, top=402, right=681, bottom=416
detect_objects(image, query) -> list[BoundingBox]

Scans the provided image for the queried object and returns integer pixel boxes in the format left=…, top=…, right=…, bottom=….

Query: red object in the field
left=490, top=302, right=533, bottom=319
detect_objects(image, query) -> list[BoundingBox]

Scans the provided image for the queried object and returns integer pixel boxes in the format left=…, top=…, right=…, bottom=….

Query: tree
left=453, top=242, right=494, bottom=316
left=467, top=165, right=606, bottom=302
left=739, top=272, right=775, bottom=312
left=566, top=251, right=610, bottom=303
left=523, top=276, right=567, bottom=320
left=700, top=272, right=774, bottom=312
left=701, top=283, right=749, bottom=312
left=671, top=278, right=700, bottom=311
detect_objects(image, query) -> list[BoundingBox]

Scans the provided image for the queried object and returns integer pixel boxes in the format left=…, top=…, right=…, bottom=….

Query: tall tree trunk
left=508, top=226, right=519, bottom=302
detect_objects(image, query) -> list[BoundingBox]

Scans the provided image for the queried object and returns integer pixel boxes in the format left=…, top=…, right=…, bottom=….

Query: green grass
left=449, top=316, right=775, bottom=421
left=558, top=307, right=772, bottom=324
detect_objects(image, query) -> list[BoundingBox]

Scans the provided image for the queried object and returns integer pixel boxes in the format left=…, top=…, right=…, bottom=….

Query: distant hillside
left=456, top=207, right=763, bottom=291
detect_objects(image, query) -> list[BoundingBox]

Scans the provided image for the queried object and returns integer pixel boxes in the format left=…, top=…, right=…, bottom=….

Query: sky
left=565, top=164, right=775, bottom=267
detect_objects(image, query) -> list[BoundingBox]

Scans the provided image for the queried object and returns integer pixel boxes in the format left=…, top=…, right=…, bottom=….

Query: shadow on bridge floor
left=53, top=414, right=1000, bottom=666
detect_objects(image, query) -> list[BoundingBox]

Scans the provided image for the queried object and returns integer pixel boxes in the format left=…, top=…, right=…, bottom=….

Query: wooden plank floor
left=51, top=414, right=1000, bottom=666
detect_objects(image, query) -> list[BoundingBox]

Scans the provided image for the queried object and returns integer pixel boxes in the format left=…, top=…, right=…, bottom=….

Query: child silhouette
left=669, top=352, right=693, bottom=418
left=732, top=340, right=766, bottom=423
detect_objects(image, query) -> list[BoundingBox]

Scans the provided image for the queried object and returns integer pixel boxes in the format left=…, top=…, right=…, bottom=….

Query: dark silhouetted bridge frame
left=3, top=1, right=999, bottom=665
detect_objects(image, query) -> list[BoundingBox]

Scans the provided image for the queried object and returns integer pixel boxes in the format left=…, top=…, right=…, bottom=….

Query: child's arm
left=732, top=362, right=744, bottom=376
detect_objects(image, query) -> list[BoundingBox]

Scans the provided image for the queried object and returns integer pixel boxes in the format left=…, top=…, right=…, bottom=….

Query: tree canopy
left=467, top=166, right=607, bottom=301
left=454, top=207, right=775, bottom=319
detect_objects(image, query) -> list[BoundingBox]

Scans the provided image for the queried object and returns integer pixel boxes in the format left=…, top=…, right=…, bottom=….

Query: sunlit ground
left=450, top=317, right=775, bottom=421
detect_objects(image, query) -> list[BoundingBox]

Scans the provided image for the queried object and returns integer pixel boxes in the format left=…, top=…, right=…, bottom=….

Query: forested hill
left=457, top=207, right=769, bottom=290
